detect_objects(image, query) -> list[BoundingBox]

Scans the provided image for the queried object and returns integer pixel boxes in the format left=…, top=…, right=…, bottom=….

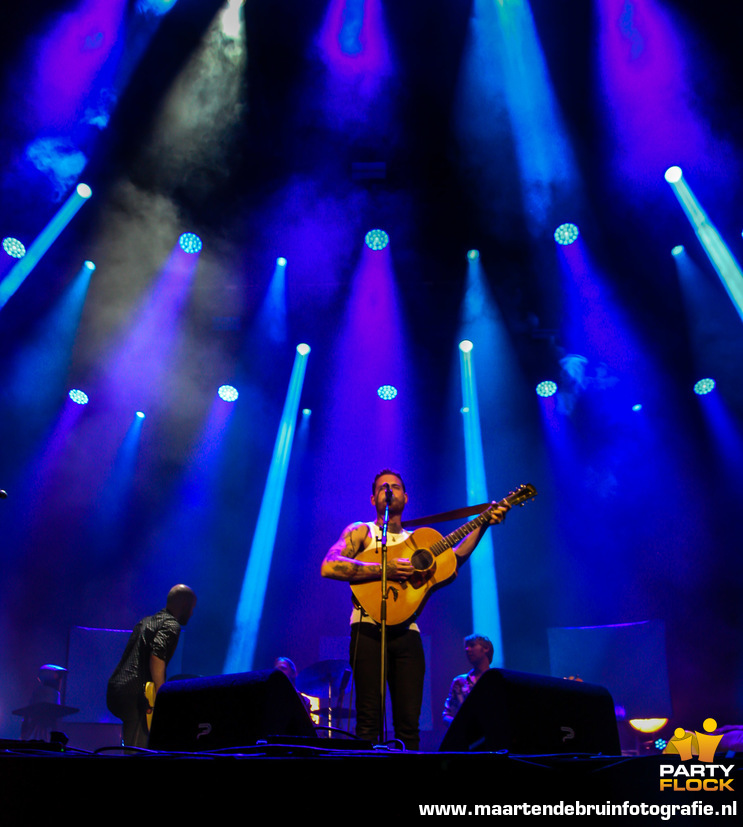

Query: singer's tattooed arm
left=320, top=522, right=413, bottom=583
left=320, top=522, right=377, bottom=581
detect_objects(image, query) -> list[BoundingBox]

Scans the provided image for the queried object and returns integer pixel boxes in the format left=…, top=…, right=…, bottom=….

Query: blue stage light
left=2, top=238, right=26, bottom=259
left=671, top=245, right=684, bottom=256
left=68, top=389, right=89, bottom=405
left=666, top=167, right=743, bottom=325
left=276, top=257, right=287, bottom=267
left=536, top=380, right=558, bottom=397
left=136, top=411, right=146, bottom=419
left=458, top=326, right=503, bottom=663
left=218, top=385, right=239, bottom=402
left=224, top=342, right=311, bottom=672
left=296, top=343, right=311, bottom=356
left=377, top=384, right=398, bottom=400
left=365, top=229, right=389, bottom=250
left=179, top=232, right=203, bottom=254
left=302, top=408, right=311, bottom=416
left=554, top=223, right=580, bottom=245
left=467, top=249, right=480, bottom=261
left=0, top=183, right=92, bottom=311
left=632, top=403, right=643, bottom=412
left=693, top=378, right=715, bottom=396
left=136, top=0, right=178, bottom=16
left=664, top=166, right=683, bottom=184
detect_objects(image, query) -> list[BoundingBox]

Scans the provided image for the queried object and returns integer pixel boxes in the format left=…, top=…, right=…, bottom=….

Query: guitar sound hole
left=411, top=549, right=434, bottom=571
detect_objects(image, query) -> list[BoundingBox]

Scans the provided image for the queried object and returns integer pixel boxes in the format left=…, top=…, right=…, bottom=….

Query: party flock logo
left=660, top=718, right=734, bottom=792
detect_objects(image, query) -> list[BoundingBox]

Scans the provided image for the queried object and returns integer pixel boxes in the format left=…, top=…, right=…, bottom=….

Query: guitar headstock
left=502, top=483, right=537, bottom=507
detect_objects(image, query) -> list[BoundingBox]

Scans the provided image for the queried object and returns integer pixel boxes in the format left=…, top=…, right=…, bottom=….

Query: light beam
left=665, top=167, right=743, bottom=323
left=0, top=184, right=92, bottom=311
left=224, top=344, right=311, bottom=672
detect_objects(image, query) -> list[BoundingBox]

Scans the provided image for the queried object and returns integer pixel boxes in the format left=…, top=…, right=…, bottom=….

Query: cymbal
left=12, top=703, right=79, bottom=718
left=296, top=659, right=351, bottom=695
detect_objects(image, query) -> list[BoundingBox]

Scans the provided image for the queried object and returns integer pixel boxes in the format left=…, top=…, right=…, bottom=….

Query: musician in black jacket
left=321, top=469, right=507, bottom=750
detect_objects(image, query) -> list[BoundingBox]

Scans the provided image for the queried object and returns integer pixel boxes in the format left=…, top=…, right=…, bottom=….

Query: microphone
left=383, top=483, right=393, bottom=504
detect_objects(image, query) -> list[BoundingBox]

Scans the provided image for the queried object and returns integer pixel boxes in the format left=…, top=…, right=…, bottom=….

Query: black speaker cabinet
left=439, top=668, right=620, bottom=755
left=148, top=669, right=315, bottom=751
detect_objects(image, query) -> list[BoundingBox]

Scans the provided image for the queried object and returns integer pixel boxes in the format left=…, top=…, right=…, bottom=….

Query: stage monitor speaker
left=148, top=669, right=315, bottom=751
left=439, top=668, right=620, bottom=755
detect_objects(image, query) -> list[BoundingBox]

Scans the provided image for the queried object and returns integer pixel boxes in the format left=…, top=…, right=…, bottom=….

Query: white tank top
left=350, top=521, right=420, bottom=631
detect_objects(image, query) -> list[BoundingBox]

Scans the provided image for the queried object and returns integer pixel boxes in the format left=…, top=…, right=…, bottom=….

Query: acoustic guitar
left=351, top=484, right=537, bottom=626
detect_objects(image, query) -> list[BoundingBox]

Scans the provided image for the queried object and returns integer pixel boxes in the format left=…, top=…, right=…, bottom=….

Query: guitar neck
left=429, top=485, right=535, bottom=557
left=430, top=508, right=497, bottom=557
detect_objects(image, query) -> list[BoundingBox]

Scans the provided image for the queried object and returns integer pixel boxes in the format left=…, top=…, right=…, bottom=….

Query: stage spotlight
left=377, top=384, right=397, bottom=400
left=364, top=229, right=389, bottom=250
left=666, top=167, right=743, bottom=325
left=2, top=238, right=26, bottom=259
left=225, top=339, right=310, bottom=672
left=276, top=257, right=287, bottom=267
left=632, top=403, right=643, bottom=412
left=179, top=232, right=203, bottom=254
left=664, top=166, right=683, bottom=184
left=296, top=343, right=311, bottom=356
left=554, top=223, right=580, bottom=245
left=68, top=389, right=89, bottom=405
left=83, top=260, right=96, bottom=271
left=671, top=245, right=684, bottom=256
left=629, top=718, right=668, bottom=734
left=218, top=385, right=239, bottom=402
left=536, top=380, right=558, bottom=397
left=0, top=182, right=93, bottom=311
left=459, top=339, right=474, bottom=353
left=467, top=249, right=480, bottom=261
left=302, top=408, right=311, bottom=416
left=136, top=411, right=146, bottom=419
left=693, top=378, right=715, bottom=396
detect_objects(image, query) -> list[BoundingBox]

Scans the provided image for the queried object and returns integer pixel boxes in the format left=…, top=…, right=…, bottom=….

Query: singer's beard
left=376, top=496, right=404, bottom=518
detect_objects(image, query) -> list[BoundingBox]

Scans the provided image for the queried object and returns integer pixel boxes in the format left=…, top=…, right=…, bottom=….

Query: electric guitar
left=145, top=681, right=156, bottom=731
left=350, top=484, right=537, bottom=626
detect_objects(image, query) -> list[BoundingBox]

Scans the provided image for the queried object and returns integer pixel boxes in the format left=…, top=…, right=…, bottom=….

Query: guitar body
left=145, top=681, right=156, bottom=731
left=350, top=527, right=459, bottom=626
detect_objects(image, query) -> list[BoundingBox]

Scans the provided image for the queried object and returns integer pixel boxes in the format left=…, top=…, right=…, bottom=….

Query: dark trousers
left=107, top=686, right=149, bottom=748
left=350, top=623, right=425, bottom=751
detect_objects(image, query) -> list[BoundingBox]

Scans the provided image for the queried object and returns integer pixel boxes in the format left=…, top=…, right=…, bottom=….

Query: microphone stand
left=378, top=486, right=392, bottom=745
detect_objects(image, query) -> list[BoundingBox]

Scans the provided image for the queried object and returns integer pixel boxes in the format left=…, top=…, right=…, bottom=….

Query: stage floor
left=3, top=739, right=741, bottom=820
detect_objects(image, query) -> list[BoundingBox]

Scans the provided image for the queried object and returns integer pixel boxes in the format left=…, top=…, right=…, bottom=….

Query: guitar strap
left=401, top=501, right=492, bottom=529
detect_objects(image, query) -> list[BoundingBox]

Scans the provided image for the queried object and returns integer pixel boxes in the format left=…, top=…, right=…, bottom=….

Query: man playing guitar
left=106, top=584, right=197, bottom=747
left=321, top=469, right=510, bottom=750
